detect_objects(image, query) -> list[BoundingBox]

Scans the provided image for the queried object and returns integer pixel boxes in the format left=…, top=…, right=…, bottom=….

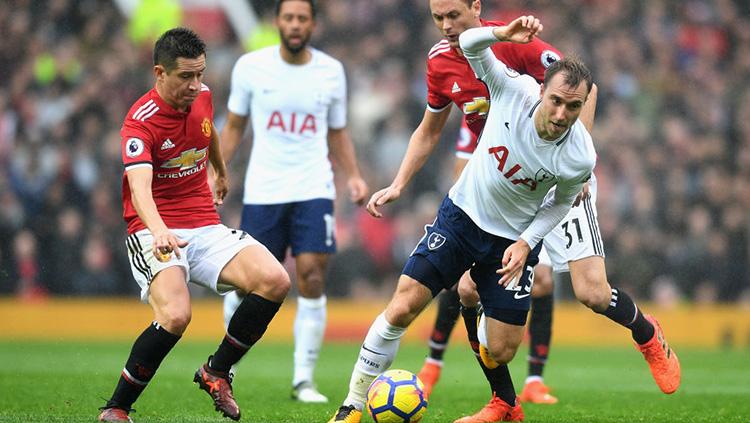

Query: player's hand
left=573, top=182, right=590, bottom=207
left=496, top=239, right=531, bottom=286
left=498, top=15, right=543, bottom=44
left=348, top=176, right=369, bottom=206
left=212, top=173, right=229, bottom=206
left=151, top=229, right=189, bottom=261
left=366, top=186, right=402, bottom=218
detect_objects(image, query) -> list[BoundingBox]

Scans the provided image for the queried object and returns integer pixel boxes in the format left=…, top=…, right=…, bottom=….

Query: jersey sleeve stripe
left=132, top=100, right=155, bottom=120
left=125, top=162, right=153, bottom=171
left=428, top=46, right=452, bottom=59
left=138, top=106, right=160, bottom=122
left=428, top=40, right=449, bottom=55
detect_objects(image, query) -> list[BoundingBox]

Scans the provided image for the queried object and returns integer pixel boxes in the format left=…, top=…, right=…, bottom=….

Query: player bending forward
left=330, top=16, right=601, bottom=423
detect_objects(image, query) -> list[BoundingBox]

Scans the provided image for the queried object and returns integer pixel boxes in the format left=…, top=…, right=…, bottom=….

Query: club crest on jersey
left=463, top=97, right=489, bottom=116
left=201, top=118, right=211, bottom=137
left=535, top=168, right=555, bottom=183
left=125, top=138, right=144, bottom=158
left=162, top=147, right=207, bottom=170
left=541, top=50, right=561, bottom=68
left=427, top=232, right=446, bottom=250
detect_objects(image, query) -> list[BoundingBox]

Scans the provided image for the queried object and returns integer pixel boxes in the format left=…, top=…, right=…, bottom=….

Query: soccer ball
left=366, top=369, right=428, bottom=423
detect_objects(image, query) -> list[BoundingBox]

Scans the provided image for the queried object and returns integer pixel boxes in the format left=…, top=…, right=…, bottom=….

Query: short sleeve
left=227, top=55, right=253, bottom=116
left=426, top=59, right=451, bottom=112
left=328, top=62, right=347, bottom=129
left=121, top=121, right=154, bottom=170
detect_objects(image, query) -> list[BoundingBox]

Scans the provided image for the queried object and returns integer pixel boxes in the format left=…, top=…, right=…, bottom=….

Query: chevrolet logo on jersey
left=463, top=97, right=489, bottom=116
left=162, top=148, right=208, bottom=170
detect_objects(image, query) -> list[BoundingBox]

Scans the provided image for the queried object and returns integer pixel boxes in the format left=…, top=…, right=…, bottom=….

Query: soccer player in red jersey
left=97, top=28, right=291, bottom=423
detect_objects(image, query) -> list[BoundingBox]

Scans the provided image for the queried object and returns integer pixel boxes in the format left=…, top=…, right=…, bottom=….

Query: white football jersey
left=450, top=27, right=596, bottom=248
left=227, top=46, right=347, bottom=204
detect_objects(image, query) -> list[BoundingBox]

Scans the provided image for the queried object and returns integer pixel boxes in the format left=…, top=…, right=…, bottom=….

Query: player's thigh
left=241, top=203, right=291, bottom=261
left=126, top=231, right=190, bottom=303
left=384, top=274, right=435, bottom=327
left=544, top=196, right=605, bottom=273
left=470, top=239, right=541, bottom=326
left=289, top=198, right=336, bottom=256
left=187, top=224, right=289, bottom=300
left=148, top=266, right=192, bottom=334
left=457, top=271, right=480, bottom=307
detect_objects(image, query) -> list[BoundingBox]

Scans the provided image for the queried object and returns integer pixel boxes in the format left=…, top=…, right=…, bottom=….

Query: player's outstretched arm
left=328, top=127, right=369, bottom=205
left=366, top=107, right=451, bottom=218
left=208, top=123, right=229, bottom=206
left=126, top=167, right=188, bottom=260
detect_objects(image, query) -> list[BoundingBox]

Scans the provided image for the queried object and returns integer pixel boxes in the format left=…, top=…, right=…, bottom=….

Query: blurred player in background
left=416, top=0, right=569, bottom=406
left=329, top=16, right=599, bottom=423
left=98, top=28, right=291, bottom=422
left=220, top=0, right=368, bottom=404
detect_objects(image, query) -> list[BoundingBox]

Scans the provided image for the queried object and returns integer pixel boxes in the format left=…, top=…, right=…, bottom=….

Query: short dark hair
left=543, top=55, right=593, bottom=94
left=153, top=27, right=206, bottom=71
left=275, top=0, right=317, bottom=18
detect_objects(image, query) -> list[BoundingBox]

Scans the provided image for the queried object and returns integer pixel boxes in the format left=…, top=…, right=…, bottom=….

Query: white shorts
left=543, top=176, right=605, bottom=273
left=126, top=224, right=261, bottom=302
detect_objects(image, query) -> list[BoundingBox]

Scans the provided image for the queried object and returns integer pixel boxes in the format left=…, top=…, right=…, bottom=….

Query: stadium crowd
left=1, top=0, right=749, bottom=305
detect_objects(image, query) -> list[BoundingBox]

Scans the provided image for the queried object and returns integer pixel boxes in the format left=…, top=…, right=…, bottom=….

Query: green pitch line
left=0, top=341, right=748, bottom=422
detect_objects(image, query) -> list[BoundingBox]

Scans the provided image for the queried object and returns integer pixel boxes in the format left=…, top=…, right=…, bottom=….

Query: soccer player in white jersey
left=220, top=0, right=368, bottom=404
left=329, top=16, right=599, bottom=423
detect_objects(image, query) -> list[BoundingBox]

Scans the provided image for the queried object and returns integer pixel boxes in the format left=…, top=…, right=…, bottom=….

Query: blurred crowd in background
left=1, top=0, right=749, bottom=306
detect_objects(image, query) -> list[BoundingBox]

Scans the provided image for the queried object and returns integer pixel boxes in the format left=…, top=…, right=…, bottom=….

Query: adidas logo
left=451, top=82, right=461, bottom=93
left=161, top=139, right=175, bottom=150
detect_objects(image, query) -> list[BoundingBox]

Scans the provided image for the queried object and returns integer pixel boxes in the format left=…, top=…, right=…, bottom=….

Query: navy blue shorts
left=402, top=196, right=540, bottom=325
left=240, top=198, right=336, bottom=262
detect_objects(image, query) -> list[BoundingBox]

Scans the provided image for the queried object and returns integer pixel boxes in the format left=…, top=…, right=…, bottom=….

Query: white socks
left=293, top=295, right=327, bottom=386
left=343, top=313, right=406, bottom=410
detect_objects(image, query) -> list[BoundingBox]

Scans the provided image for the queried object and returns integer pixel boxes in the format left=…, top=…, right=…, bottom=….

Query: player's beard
left=281, top=33, right=310, bottom=55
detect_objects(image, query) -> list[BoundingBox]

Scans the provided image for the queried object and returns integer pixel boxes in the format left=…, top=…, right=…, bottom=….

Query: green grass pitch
left=1, top=340, right=748, bottom=422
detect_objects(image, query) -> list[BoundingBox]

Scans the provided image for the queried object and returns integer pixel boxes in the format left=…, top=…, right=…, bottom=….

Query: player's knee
left=385, top=300, right=420, bottom=328
left=487, top=340, right=518, bottom=365
left=249, top=265, right=291, bottom=302
left=159, top=307, right=192, bottom=334
left=297, top=267, right=325, bottom=297
left=574, top=281, right=610, bottom=312
left=457, top=279, right=480, bottom=307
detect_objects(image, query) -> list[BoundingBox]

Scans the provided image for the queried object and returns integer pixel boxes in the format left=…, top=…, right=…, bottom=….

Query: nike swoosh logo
left=514, top=292, right=531, bottom=300
left=504, top=122, right=510, bottom=130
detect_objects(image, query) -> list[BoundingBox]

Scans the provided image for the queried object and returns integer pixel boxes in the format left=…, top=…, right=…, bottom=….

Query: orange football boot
left=417, top=360, right=442, bottom=400
left=453, top=394, right=524, bottom=423
left=637, top=314, right=681, bottom=394
left=518, top=380, right=558, bottom=404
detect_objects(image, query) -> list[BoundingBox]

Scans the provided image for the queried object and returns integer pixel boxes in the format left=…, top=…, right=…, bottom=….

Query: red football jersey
left=121, top=85, right=220, bottom=234
left=425, top=20, right=562, bottom=156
